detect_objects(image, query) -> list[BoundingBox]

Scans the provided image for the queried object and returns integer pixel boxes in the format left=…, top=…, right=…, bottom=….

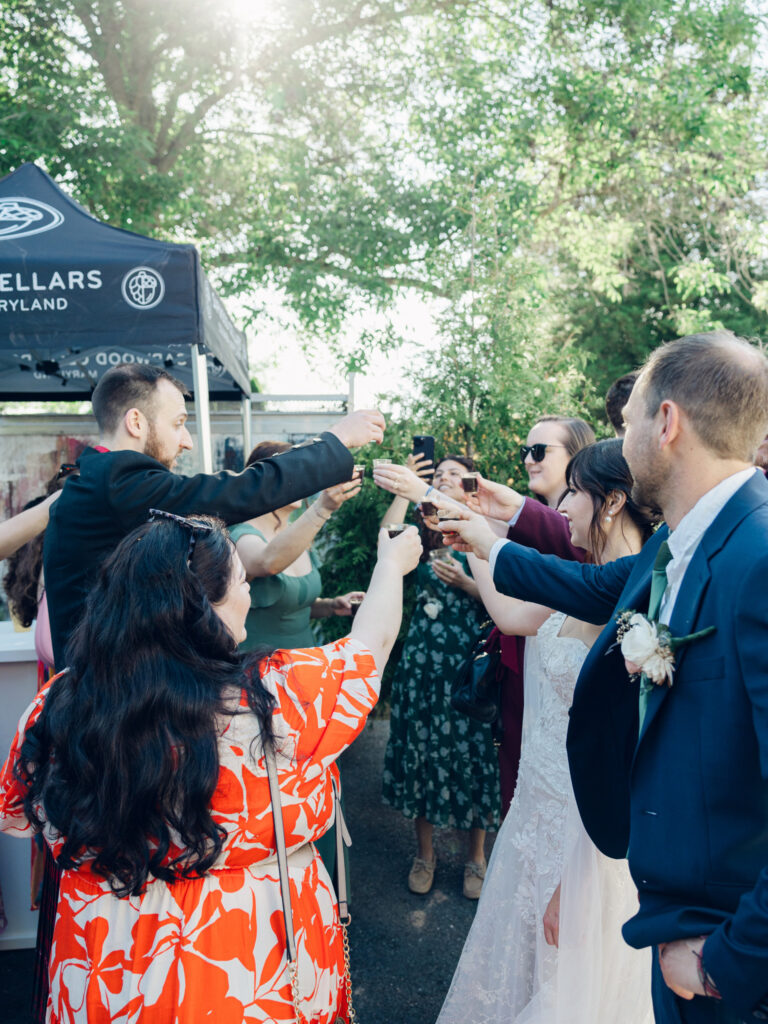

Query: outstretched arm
left=0, top=492, right=60, bottom=560
left=468, top=554, right=552, bottom=636
left=493, top=541, right=636, bottom=626
left=108, top=434, right=356, bottom=531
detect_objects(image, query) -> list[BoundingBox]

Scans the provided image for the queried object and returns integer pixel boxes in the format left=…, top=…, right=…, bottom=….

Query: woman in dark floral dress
left=381, top=456, right=501, bottom=899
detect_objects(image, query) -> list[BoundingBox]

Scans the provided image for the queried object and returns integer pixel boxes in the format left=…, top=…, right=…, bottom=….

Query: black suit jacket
left=493, top=472, right=768, bottom=1017
left=44, top=434, right=352, bottom=666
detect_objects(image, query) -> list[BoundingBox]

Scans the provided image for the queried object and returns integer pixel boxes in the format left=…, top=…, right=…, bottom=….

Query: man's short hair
left=605, top=372, right=638, bottom=434
left=91, top=364, right=188, bottom=435
left=640, top=331, right=768, bottom=461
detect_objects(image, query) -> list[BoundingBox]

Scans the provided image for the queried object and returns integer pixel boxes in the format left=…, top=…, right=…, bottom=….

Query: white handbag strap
left=263, top=736, right=352, bottom=961
left=263, top=735, right=298, bottom=963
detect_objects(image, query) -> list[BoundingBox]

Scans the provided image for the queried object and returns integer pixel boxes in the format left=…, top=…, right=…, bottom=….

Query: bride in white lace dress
left=437, top=439, right=656, bottom=1024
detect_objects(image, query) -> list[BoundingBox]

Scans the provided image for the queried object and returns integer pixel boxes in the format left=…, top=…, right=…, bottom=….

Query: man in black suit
left=44, top=363, right=384, bottom=666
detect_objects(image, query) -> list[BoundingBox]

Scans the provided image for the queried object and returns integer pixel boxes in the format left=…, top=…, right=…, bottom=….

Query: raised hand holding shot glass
left=436, top=506, right=499, bottom=561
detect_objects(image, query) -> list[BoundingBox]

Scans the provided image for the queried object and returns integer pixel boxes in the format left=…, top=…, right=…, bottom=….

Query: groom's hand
left=658, top=938, right=706, bottom=999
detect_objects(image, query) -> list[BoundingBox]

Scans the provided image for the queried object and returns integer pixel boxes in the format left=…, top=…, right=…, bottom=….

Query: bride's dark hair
left=564, top=439, right=660, bottom=561
left=16, top=515, right=275, bottom=897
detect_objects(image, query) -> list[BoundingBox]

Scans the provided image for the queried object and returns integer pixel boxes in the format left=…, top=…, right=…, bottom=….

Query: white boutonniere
left=615, top=610, right=716, bottom=688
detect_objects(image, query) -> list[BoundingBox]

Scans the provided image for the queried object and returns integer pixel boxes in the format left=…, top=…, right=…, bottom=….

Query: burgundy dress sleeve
left=507, top=498, right=586, bottom=563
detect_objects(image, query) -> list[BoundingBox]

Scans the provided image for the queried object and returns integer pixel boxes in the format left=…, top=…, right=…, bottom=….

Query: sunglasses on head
left=519, top=443, right=567, bottom=464
left=148, top=508, right=214, bottom=565
left=56, top=463, right=78, bottom=480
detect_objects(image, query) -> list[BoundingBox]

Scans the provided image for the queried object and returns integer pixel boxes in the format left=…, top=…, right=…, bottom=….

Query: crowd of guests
left=0, top=332, right=767, bottom=1024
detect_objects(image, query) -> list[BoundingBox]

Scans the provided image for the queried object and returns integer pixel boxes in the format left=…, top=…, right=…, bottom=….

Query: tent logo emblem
left=0, top=198, right=65, bottom=239
left=121, top=266, right=165, bottom=310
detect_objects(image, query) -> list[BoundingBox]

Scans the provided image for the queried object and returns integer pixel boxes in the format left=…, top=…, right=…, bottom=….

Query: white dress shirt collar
left=660, top=466, right=757, bottom=623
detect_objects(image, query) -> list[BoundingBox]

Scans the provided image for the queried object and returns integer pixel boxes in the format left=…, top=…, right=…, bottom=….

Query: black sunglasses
left=519, top=443, right=567, bottom=464
left=148, top=509, right=214, bottom=565
left=56, top=463, right=78, bottom=480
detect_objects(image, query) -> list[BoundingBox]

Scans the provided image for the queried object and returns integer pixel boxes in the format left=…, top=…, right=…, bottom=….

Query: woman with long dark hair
left=0, top=512, right=421, bottom=1023
left=379, top=454, right=502, bottom=900
left=437, top=440, right=656, bottom=1024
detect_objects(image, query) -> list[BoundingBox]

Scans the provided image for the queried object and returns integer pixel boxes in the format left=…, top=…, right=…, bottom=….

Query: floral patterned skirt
left=46, top=845, right=347, bottom=1024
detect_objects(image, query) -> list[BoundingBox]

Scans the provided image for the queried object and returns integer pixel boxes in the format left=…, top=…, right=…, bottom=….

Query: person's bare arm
left=468, top=553, right=552, bottom=636
left=235, top=480, right=361, bottom=579
left=378, top=453, right=434, bottom=528
left=350, top=528, right=422, bottom=674
left=0, top=492, right=60, bottom=560
left=380, top=495, right=410, bottom=529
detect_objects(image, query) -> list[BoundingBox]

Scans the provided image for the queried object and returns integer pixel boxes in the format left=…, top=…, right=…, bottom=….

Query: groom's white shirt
left=658, top=466, right=756, bottom=625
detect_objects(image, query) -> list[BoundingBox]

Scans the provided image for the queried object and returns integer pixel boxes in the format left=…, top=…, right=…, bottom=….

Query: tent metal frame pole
left=191, top=343, right=213, bottom=474
left=241, top=394, right=252, bottom=466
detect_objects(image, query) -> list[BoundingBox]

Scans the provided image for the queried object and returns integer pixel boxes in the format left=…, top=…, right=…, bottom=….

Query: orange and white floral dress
left=0, top=637, right=379, bottom=1024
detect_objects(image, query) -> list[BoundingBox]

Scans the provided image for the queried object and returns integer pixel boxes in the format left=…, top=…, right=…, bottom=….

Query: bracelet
left=694, top=947, right=721, bottom=1000
left=311, top=505, right=332, bottom=522
left=424, top=485, right=436, bottom=499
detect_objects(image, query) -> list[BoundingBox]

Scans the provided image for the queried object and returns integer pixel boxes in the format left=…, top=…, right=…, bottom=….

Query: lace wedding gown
left=436, top=612, right=653, bottom=1024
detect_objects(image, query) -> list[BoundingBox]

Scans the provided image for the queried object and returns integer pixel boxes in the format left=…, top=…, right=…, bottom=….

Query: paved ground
left=0, top=718, right=492, bottom=1023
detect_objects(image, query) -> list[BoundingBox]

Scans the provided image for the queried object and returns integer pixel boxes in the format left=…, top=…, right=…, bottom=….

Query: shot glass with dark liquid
left=420, top=500, right=437, bottom=517
left=384, top=523, right=407, bottom=539
left=349, top=596, right=363, bottom=619
left=437, top=508, right=459, bottom=522
left=351, top=464, right=365, bottom=483
left=461, top=472, right=479, bottom=493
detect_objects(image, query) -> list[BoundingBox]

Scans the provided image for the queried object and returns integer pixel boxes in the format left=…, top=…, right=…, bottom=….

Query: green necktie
left=638, top=539, right=673, bottom=732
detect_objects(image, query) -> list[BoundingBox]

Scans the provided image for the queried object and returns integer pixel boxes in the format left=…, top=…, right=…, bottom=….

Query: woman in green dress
left=229, top=440, right=364, bottom=878
left=380, top=455, right=501, bottom=899
left=229, top=441, right=364, bottom=651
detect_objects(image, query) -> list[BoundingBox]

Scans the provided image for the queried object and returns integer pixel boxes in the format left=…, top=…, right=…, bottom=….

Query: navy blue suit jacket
left=493, top=471, right=768, bottom=1017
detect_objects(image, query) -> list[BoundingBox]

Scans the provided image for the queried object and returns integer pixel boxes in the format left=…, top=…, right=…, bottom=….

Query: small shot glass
left=349, top=596, right=363, bottom=619
left=351, top=464, right=365, bottom=482
left=428, top=548, right=452, bottom=563
left=383, top=523, right=407, bottom=539
left=461, top=472, right=480, bottom=493
left=420, top=500, right=437, bottom=517
left=372, top=458, right=393, bottom=468
left=437, top=508, right=459, bottom=521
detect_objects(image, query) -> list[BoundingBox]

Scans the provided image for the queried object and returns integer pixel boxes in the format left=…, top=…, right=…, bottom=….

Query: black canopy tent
left=0, top=163, right=252, bottom=469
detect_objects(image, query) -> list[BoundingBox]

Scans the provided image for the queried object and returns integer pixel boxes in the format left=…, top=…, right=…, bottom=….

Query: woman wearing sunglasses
left=0, top=511, right=421, bottom=1024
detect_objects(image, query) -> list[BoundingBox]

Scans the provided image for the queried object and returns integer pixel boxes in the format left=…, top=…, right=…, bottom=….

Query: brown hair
left=565, top=439, right=660, bottom=562
left=605, top=372, right=638, bottom=434
left=4, top=465, right=80, bottom=626
left=92, top=364, right=188, bottom=435
left=245, top=440, right=292, bottom=466
left=640, top=331, right=768, bottom=461
left=534, top=415, right=596, bottom=456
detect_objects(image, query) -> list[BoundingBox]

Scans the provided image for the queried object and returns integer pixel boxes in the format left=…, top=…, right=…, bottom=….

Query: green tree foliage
left=2, top=1, right=767, bottom=401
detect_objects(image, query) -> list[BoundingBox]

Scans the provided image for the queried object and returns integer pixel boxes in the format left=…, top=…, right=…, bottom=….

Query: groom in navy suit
left=444, top=332, right=768, bottom=1023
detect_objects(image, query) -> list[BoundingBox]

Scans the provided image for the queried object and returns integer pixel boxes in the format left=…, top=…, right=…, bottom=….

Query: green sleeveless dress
left=227, top=523, right=323, bottom=651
